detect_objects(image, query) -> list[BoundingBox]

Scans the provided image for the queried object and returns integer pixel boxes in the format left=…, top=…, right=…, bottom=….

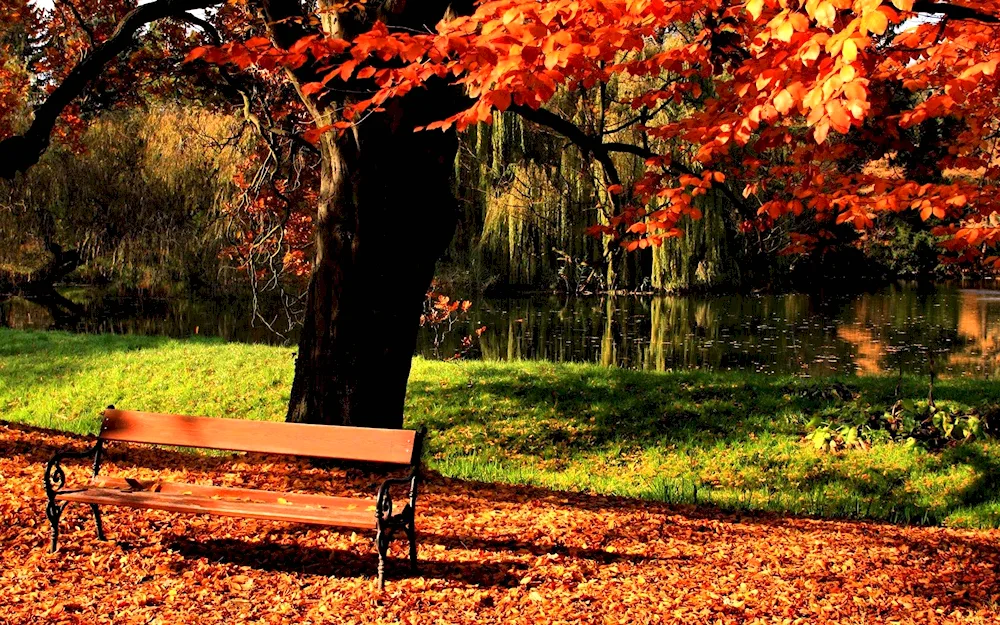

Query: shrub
left=806, top=399, right=989, bottom=453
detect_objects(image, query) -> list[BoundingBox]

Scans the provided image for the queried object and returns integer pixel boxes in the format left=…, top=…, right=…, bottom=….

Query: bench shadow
left=165, top=536, right=528, bottom=587
left=418, top=531, right=687, bottom=566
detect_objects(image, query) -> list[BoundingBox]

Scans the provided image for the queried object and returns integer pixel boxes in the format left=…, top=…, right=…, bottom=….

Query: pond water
left=5, top=283, right=1000, bottom=377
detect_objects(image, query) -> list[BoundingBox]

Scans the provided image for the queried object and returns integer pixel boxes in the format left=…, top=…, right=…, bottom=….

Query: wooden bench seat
left=44, top=408, right=425, bottom=588
left=57, top=478, right=380, bottom=529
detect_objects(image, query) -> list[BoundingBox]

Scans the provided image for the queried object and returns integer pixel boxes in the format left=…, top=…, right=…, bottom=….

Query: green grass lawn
left=2, top=328, right=999, bottom=528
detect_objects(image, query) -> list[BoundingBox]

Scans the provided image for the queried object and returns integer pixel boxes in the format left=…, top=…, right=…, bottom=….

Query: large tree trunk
left=285, top=87, right=461, bottom=427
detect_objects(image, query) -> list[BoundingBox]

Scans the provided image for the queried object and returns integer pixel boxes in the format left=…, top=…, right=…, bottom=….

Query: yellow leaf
left=277, top=497, right=292, bottom=505
left=803, top=87, right=823, bottom=110
left=789, top=12, right=809, bottom=31
left=774, top=89, right=795, bottom=114
left=864, top=10, right=888, bottom=35
left=804, top=44, right=822, bottom=64
left=814, top=119, right=831, bottom=144
left=891, top=0, right=913, bottom=10
left=842, top=38, right=858, bottom=63
left=815, top=1, right=836, bottom=27
left=747, top=0, right=765, bottom=20
left=776, top=20, right=795, bottom=42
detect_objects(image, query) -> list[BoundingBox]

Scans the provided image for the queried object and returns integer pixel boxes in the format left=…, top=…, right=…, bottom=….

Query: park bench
left=43, top=407, right=425, bottom=589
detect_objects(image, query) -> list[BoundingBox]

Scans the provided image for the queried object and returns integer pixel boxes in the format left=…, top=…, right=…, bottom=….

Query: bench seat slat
left=56, top=482, right=378, bottom=529
left=89, top=477, right=374, bottom=510
left=100, top=409, right=416, bottom=465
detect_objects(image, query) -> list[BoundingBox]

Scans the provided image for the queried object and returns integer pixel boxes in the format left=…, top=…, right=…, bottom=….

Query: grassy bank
left=2, top=328, right=999, bottom=528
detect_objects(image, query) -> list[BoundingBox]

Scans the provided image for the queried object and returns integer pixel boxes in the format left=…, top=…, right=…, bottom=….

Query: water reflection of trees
left=0, top=289, right=293, bottom=345
left=952, top=290, right=1000, bottom=378
left=832, top=286, right=994, bottom=378
left=7, top=286, right=1000, bottom=378
left=473, top=288, right=1000, bottom=377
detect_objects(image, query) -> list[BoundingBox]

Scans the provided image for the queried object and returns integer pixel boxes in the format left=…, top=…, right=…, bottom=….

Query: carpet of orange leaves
left=2, top=422, right=1000, bottom=624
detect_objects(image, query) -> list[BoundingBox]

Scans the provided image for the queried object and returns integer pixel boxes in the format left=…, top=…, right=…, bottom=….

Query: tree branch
left=912, top=1, right=1000, bottom=23
left=173, top=11, right=222, bottom=45
left=0, top=0, right=223, bottom=179
left=510, top=105, right=750, bottom=215
left=54, top=0, right=96, bottom=45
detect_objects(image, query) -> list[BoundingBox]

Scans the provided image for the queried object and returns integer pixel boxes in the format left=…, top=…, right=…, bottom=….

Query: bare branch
left=173, top=11, right=222, bottom=45
left=510, top=105, right=750, bottom=215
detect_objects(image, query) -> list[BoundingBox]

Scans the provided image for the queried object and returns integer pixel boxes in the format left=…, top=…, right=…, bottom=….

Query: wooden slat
left=99, top=409, right=416, bottom=464
left=90, top=477, right=375, bottom=510
left=57, top=483, right=378, bottom=529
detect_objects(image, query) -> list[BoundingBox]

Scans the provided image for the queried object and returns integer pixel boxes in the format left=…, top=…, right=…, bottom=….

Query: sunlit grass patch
left=2, top=328, right=1000, bottom=528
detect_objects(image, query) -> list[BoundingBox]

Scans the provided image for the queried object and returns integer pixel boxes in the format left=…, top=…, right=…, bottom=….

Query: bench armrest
left=44, top=441, right=103, bottom=502
left=375, top=475, right=418, bottom=523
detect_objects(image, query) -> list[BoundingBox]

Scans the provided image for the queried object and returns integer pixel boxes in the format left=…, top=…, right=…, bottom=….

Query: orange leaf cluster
left=201, top=0, right=1000, bottom=264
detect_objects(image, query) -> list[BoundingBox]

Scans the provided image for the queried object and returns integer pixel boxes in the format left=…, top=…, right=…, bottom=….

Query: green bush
left=807, top=398, right=990, bottom=452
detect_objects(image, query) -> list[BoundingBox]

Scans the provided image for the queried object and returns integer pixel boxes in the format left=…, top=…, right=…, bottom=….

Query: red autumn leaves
left=176, top=0, right=1000, bottom=268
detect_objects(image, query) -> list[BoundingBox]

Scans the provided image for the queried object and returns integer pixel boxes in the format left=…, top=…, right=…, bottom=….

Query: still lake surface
left=5, top=283, right=1000, bottom=377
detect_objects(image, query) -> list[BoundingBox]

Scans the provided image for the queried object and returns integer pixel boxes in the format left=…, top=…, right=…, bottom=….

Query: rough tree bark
left=262, top=0, right=473, bottom=427
left=285, top=91, right=462, bottom=427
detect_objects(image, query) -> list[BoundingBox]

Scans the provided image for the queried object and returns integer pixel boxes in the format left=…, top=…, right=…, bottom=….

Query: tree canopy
left=231, top=0, right=1000, bottom=267
left=6, top=0, right=1000, bottom=269
left=4, top=0, right=1000, bottom=425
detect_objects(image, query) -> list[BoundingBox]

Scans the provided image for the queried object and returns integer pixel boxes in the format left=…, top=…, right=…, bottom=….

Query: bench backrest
left=99, top=409, right=420, bottom=465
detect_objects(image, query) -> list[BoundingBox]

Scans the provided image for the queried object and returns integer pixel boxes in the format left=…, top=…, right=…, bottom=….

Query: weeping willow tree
left=451, top=110, right=611, bottom=290
left=448, top=49, right=753, bottom=294
left=0, top=105, right=247, bottom=293
left=650, top=188, right=746, bottom=292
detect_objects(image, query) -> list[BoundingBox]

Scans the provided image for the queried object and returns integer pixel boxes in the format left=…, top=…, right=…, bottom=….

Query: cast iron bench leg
left=46, top=501, right=63, bottom=553
left=406, top=523, right=417, bottom=573
left=91, top=504, right=106, bottom=541
left=376, top=528, right=391, bottom=590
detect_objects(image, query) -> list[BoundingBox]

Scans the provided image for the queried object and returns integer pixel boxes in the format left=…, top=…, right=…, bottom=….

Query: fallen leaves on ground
left=2, top=422, right=999, bottom=624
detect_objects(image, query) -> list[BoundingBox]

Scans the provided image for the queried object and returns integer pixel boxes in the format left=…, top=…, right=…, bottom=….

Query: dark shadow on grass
left=407, top=363, right=1000, bottom=462
left=411, top=365, right=1000, bottom=461
left=165, top=536, right=528, bottom=587
left=941, top=445, right=1000, bottom=511
left=0, top=328, right=182, bottom=387
left=406, top=366, right=801, bottom=454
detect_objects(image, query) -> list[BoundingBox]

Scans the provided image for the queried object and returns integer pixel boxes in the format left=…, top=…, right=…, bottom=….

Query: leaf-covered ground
left=3, top=423, right=999, bottom=624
